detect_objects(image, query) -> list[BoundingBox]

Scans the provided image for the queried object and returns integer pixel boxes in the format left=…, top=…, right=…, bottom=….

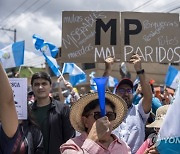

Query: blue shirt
left=113, top=99, right=150, bottom=154
left=0, top=125, right=19, bottom=154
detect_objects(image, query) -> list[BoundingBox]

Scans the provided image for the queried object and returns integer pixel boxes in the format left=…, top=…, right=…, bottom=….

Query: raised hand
left=129, top=54, right=142, bottom=72
left=87, top=116, right=112, bottom=142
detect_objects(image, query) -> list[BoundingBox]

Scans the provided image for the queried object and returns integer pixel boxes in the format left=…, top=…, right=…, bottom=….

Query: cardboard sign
left=9, top=78, right=27, bottom=120
left=121, top=12, right=180, bottom=63
left=61, top=11, right=121, bottom=62
left=61, top=11, right=180, bottom=63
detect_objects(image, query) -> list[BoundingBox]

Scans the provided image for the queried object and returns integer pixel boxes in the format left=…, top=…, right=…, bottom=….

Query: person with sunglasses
left=60, top=92, right=131, bottom=154
left=103, top=54, right=152, bottom=154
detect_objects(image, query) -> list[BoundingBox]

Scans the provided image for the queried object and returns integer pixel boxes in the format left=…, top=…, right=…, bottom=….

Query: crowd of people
left=0, top=54, right=177, bottom=154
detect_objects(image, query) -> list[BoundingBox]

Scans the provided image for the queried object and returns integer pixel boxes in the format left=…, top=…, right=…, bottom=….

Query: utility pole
left=0, top=27, right=16, bottom=42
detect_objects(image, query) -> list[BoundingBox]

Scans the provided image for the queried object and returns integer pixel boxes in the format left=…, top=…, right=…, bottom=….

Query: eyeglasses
left=87, top=111, right=116, bottom=121
left=118, top=88, right=132, bottom=94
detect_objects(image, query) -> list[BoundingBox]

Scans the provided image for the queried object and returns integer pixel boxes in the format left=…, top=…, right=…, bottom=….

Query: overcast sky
left=0, top=0, right=180, bottom=67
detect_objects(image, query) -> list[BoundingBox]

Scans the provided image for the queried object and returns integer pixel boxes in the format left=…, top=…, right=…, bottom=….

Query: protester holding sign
left=30, top=71, right=75, bottom=154
left=0, top=63, right=19, bottom=153
left=104, top=54, right=152, bottom=154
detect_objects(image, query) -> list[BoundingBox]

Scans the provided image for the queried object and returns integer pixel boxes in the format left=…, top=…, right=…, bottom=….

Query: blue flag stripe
left=165, top=66, right=178, bottom=87
left=12, top=41, right=25, bottom=66
left=43, top=53, right=60, bottom=77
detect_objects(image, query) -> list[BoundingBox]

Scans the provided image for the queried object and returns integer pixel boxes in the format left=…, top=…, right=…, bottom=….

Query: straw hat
left=70, top=91, right=127, bottom=133
left=146, top=105, right=169, bottom=128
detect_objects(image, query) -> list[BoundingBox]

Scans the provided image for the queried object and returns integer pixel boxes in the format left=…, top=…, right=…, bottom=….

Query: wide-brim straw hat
left=146, top=105, right=169, bottom=128
left=70, top=91, right=127, bottom=133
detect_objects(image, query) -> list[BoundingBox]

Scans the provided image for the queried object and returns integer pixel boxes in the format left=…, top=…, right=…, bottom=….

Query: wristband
left=136, top=69, right=144, bottom=75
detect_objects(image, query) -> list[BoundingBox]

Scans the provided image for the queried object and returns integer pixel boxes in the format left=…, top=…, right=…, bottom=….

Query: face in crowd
left=115, top=84, right=133, bottom=108
left=82, top=98, right=116, bottom=133
left=31, top=72, right=52, bottom=99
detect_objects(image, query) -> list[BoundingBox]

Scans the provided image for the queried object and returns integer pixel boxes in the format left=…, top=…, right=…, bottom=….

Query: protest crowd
left=0, top=11, right=180, bottom=154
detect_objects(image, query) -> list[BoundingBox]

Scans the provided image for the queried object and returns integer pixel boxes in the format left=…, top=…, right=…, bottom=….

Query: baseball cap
left=116, top=78, right=133, bottom=90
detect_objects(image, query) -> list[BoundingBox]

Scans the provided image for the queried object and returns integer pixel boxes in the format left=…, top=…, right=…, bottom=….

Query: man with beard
left=103, top=54, right=152, bottom=154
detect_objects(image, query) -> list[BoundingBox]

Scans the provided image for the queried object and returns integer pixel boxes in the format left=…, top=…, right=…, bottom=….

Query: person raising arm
left=0, top=63, right=19, bottom=153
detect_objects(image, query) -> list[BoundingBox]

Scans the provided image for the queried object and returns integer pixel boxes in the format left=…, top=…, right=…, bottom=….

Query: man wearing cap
left=103, top=54, right=152, bottom=154
left=30, top=72, right=75, bottom=154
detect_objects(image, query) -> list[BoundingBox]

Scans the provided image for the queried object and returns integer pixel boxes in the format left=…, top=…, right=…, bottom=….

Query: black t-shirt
left=0, top=125, right=19, bottom=154
left=32, top=104, right=51, bottom=154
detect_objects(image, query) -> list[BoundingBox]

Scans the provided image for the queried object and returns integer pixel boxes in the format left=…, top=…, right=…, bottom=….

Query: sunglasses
left=87, top=111, right=116, bottom=121
left=118, top=88, right=133, bottom=94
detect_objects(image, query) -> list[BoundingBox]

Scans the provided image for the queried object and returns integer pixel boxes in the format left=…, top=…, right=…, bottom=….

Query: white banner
left=9, top=78, right=27, bottom=120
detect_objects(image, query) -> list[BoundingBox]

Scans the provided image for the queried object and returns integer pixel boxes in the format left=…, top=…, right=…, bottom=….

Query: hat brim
left=116, top=78, right=133, bottom=91
left=70, top=91, right=127, bottom=133
left=146, top=119, right=163, bottom=128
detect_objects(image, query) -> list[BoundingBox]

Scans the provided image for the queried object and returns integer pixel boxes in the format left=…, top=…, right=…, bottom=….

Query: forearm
left=58, top=85, right=65, bottom=102
left=0, top=64, right=18, bottom=137
left=103, top=69, right=111, bottom=77
left=0, top=64, right=14, bottom=105
left=139, top=72, right=152, bottom=113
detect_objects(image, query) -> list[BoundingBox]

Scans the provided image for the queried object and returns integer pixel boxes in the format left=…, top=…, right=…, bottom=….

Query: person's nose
left=123, top=91, right=129, bottom=96
left=38, top=84, right=43, bottom=89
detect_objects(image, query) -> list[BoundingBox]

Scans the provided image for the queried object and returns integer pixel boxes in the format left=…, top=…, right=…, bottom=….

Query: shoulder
left=113, top=135, right=131, bottom=152
left=0, top=126, right=20, bottom=153
left=51, top=99, right=70, bottom=113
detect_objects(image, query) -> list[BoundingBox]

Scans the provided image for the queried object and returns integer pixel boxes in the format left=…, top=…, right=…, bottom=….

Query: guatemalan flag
left=62, top=63, right=86, bottom=86
left=157, top=82, right=180, bottom=153
left=165, top=66, right=180, bottom=90
left=89, top=71, right=118, bottom=92
left=0, top=41, right=24, bottom=69
left=108, top=76, right=119, bottom=87
left=32, top=34, right=61, bottom=77
left=89, top=71, right=97, bottom=92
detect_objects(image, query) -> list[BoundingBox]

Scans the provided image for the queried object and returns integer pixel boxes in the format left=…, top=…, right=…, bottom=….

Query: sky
left=0, top=0, right=180, bottom=68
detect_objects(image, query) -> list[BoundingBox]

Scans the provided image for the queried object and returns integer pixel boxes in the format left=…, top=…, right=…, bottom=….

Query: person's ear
left=82, top=116, right=88, bottom=128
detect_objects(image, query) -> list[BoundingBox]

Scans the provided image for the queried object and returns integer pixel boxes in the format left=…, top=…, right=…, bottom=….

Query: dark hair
left=31, top=72, right=51, bottom=85
left=82, top=98, right=115, bottom=116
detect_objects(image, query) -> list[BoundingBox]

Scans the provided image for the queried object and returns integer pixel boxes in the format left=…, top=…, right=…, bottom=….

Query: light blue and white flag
left=0, top=41, right=24, bottom=69
left=133, top=77, right=140, bottom=87
left=89, top=71, right=118, bottom=91
left=32, top=34, right=60, bottom=77
left=157, top=83, right=180, bottom=153
left=165, top=66, right=180, bottom=90
left=62, top=63, right=86, bottom=86
left=108, top=76, right=119, bottom=87
left=89, top=71, right=97, bottom=92
left=33, top=34, right=58, bottom=57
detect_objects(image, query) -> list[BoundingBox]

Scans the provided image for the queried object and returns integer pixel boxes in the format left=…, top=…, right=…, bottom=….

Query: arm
left=57, top=77, right=65, bottom=102
left=0, top=63, right=18, bottom=137
left=130, top=54, right=152, bottom=114
left=62, top=105, right=75, bottom=142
